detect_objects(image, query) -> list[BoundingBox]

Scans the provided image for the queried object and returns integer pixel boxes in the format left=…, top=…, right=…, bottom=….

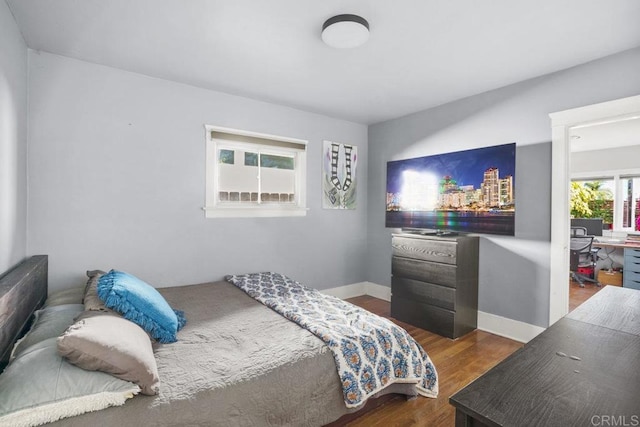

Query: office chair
left=569, top=235, right=600, bottom=287
left=571, top=226, right=587, bottom=237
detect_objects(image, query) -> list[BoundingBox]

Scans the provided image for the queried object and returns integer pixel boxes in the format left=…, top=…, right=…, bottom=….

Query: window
left=571, top=174, right=640, bottom=231
left=621, top=176, right=640, bottom=230
left=570, top=179, right=614, bottom=228
left=204, top=126, right=307, bottom=218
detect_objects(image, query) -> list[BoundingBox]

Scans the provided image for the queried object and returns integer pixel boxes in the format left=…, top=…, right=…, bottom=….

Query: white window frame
left=204, top=125, right=307, bottom=218
left=571, top=167, right=640, bottom=232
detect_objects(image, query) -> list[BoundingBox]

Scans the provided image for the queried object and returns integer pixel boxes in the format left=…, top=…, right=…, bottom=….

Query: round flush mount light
left=322, top=14, right=369, bottom=49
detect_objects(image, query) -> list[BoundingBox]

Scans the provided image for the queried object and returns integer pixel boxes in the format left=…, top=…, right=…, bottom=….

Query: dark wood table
left=449, top=286, right=640, bottom=427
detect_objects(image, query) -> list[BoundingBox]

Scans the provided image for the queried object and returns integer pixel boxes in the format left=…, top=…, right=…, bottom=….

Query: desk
left=449, top=286, right=640, bottom=427
left=593, top=241, right=640, bottom=289
left=592, top=240, right=640, bottom=250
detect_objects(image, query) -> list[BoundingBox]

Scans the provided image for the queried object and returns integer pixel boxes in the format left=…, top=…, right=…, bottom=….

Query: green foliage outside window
left=570, top=182, right=593, bottom=218
left=570, top=180, right=614, bottom=224
left=244, top=152, right=258, bottom=166
left=244, top=152, right=293, bottom=169
left=219, top=149, right=234, bottom=164
left=584, top=181, right=613, bottom=200
left=589, top=199, right=614, bottom=224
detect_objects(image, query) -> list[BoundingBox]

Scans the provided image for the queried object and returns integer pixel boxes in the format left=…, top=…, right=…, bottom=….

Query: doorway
left=549, top=94, right=640, bottom=325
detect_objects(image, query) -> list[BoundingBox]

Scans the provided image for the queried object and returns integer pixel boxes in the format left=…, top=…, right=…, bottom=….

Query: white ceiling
left=7, top=0, right=640, bottom=124
left=570, top=117, right=640, bottom=152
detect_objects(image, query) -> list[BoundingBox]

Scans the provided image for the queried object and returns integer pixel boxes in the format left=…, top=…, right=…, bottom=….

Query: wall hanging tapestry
left=323, top=141, right=357, bottom=209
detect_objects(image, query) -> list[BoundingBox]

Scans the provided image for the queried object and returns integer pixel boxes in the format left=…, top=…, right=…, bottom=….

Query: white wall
left=368, top=47, right=640, bottom=328
left=571, top=145, right=640, bottom=174
left=0, top=1, right=28, bottom=273
left=27, top=51, right=368, bottom=293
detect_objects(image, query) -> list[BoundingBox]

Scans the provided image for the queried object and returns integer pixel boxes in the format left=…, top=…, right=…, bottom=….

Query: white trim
left=321, top=282, right=367, bottom=299
left=477, top=311, right=545, bottom=343
left=364, top=282, right=392, bottom=301
left=201, top=206, right=307, bottom=218
left=203, top=124, right=308, bottom=219
left=549, top=122, right=571, bottom=326
left=323, top=282, right=543, bottom=343
left=571, top=168, right=640, bottom=180
left=204, top=124, right=308, bottom=146
left=322, top=282, right=391, bottom=301
left=549, top=94, right=640, bottom=326
left=549, top=95, right=640, bottom=127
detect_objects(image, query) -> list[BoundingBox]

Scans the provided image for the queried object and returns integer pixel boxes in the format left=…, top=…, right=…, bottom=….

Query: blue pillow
left=97, top=270, right=186, bottom=343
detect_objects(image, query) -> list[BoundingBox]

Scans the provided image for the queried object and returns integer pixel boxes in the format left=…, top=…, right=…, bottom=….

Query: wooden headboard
left=0, top=255, right=48, bottom=370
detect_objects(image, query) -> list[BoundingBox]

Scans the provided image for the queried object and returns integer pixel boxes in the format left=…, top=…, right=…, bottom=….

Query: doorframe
left=548, top=94, right=640, bottom=326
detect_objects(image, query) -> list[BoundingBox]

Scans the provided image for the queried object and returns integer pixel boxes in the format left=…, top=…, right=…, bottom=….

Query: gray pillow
left=84, top=269, right=114, bottom=313
left=11, top=304, right=84, bottom=359
left=0, top=338, right=139, bottom=426
left=58, top=311, right=160, bottom=395
left=44, top=287, right=85, bottom=307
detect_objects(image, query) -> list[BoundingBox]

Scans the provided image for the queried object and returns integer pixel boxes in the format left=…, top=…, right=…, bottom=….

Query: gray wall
left=368, top=47, right=640, bottom=328
left=0, top=1, right=28, bottom=273
left=27, top=51, right=368, bottom=293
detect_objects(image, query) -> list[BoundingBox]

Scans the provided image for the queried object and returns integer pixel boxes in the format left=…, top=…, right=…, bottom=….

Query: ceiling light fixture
left=321, top=14, right=369, bottom=49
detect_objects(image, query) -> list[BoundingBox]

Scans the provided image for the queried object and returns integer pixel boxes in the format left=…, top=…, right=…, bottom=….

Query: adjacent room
left=1, top=1, right=639, bottom=426
left=568, top=118, right=640, bottom=309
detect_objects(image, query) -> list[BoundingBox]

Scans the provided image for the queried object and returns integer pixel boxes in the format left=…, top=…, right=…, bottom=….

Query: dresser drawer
left=624, top=247, right=640, bottom=258
left=390, top=296, right=455, bottom=338
left=392, top=256, right=457, bottom=288
left=622, top=249, right=640, bottom=289
left=624, top=269, right=640, bottom=281
left=392, top=277, right=455, bottom=311
left=623, top=277, right=640, bottom=290
left=392, top=236, right=457, bottom=265
left=624, top=249, right=640, bottom=271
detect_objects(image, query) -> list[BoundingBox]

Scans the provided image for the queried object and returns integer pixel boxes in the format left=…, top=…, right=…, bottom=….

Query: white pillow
left=0, top=338, right=140, bottom=427
left=58, top=311, right=160, bottom=395
left=10, top=304, right=84, bottom=359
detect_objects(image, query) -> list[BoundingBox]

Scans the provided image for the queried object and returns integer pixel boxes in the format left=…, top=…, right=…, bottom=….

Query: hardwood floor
left=339, top=283, right=607, bottom=426
left=341, top=295, right=523, bottom=427
left=569, top=279, right=603, bottom=312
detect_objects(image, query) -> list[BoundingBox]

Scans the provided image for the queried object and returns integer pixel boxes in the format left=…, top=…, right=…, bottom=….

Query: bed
left=0, top=256, right=438, bottom=426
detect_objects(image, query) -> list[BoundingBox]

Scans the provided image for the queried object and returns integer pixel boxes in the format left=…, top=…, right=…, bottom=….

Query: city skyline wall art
left=385, top=142, right=516, bottom=235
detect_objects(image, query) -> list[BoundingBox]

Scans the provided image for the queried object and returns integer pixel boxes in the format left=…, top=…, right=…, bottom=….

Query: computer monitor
left=570, top=218, right=603, bottom=236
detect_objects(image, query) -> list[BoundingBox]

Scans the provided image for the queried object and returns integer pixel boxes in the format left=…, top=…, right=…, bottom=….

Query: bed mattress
left=47, top=281, right=362, bottom=426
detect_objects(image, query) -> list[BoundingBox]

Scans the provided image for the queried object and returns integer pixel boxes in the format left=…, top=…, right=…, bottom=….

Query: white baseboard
left=323, top=282, right=544, bottom=343
left=321, top=282, right=367, bottom=299
left=322, top=281, right=391, bottom=301
left=477, top=311, right=545, bottom=343
left=362, top=282, right=392, bottom=301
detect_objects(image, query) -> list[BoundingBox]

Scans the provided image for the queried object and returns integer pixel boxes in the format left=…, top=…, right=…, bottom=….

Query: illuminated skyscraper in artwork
left=481, top=167, right=500, bottom=207
left=500, top=175, right=514, bottom=206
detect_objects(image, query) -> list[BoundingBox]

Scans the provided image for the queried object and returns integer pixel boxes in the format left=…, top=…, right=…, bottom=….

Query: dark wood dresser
left=450, top=286, right=640, bottom=427
left=390, top=233, right=479, bottom=339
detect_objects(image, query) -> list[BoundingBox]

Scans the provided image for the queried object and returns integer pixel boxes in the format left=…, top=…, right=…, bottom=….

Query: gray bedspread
left=49, top=281, right=414, bottom=426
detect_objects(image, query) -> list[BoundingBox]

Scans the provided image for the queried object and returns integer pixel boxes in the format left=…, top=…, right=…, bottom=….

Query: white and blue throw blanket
left=225, top=272, right=438, bottom=408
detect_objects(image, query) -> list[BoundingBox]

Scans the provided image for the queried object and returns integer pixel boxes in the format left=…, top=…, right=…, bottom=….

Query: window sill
left=202, top=206, right=308, bottom=218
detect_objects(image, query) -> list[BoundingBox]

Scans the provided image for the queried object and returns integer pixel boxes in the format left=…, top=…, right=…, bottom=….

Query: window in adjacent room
left=620, top=175, right=640, bottom=231
left=204, top=125, right=307, bottom=218
left=570, top=175, right=640, bottom=232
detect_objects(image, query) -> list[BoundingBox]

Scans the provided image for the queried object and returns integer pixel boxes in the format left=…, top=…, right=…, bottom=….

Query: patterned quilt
left=225, top=272, right=438, bottom=408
